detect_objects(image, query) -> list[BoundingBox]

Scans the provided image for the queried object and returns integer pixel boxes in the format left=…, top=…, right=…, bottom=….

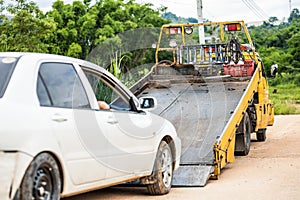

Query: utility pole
left=197, top=0, right=205, bottom=44
left=289, top=0, right=292, bottom=13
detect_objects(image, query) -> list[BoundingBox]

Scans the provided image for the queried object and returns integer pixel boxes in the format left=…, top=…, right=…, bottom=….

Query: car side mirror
left=139, top=97, right=157, bottom=111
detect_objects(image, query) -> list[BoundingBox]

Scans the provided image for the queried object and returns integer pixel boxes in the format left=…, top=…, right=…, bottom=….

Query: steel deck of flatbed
left=135, top=75, right=250, bottom=185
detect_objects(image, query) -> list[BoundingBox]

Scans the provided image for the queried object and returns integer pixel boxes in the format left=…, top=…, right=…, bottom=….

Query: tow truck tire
left=147, top=141, right=173, bottom=195
left=235, top=113, right=251, bottom=156
left=17, top=153, right=61, bottom=200
left=256, top=128, right=266, bottom=142
left=157, top=60, right=174, bottom=67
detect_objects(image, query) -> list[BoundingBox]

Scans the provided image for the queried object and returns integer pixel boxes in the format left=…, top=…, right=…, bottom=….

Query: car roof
left=0, top=52, right=107, bottom=72
left=0, top=52, right=91, bottom=65
left=0, top=52, right=136, bottom=100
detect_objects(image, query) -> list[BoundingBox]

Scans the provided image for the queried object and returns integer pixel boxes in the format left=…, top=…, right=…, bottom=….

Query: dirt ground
left=65, top=115, right=300, bottom=200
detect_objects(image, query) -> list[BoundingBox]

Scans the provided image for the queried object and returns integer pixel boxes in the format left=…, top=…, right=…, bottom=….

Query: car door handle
left=107, top=116, right=118, bottom=124
left=52, top=118, right=68, bottom=122
left=52, top=114, right=68, bottom=123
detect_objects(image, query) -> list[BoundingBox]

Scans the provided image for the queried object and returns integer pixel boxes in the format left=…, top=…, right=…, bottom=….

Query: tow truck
left=130, top=21, right=274, bottom=186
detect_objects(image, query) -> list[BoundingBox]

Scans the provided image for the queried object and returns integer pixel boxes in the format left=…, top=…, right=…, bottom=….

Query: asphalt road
left=64, top=115, right=300, bottom=200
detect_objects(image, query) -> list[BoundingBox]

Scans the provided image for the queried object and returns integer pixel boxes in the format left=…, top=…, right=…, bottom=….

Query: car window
left=0, top=57, right=19, bottom=98
left=37, top=75, right=52, bottom=106
left=37, top=63, right=90, bottom=109
left=82, top=69, right=131, bottom=111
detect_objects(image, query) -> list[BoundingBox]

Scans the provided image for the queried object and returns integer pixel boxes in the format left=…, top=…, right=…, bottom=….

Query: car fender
left=148, top=113, right=181, bottom=171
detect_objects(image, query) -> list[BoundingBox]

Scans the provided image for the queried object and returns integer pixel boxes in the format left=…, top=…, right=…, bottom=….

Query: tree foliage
left=1, top=1, right=299, bottom=79
left=0, top=0, right=56, bottom=52
left=44, top=0, right=168, bottom=59
left=0, top=0, right=168, bottom=61
left=248, top=8, right=300, bottom=76
left=163, top=11, right=198, bottom=23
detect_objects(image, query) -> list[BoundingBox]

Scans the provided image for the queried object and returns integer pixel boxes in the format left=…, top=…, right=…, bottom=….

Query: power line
left=242, top=0, right=267, bottom=20
left=247, top=0, right=269, bottom=19
left=241, top=0, right=264, bottom=20
left=241, top=0, right=269, bottom=21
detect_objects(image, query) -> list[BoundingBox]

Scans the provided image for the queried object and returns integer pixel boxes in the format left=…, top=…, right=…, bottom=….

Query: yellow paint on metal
left=155, top=20, right=275, bottom=179
left=213, top=61, right=274, bottom=176
left=213, top=65, right=260, bottom=174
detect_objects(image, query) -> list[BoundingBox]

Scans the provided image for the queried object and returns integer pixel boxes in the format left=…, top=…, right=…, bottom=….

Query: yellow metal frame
left=213, top=64, right=260, bottom=176
left=155, top=21, right=255, bottom=63
left=155, top=20, right=275, bottom=179
left=212, top=61, right=274, bottom=178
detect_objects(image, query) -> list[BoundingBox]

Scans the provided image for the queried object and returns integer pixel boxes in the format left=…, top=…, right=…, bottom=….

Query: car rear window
left=0, top=57, right=19, bottom=98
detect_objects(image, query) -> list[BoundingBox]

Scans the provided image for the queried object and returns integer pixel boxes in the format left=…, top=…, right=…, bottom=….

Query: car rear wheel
left=18, top=153, right=61, bottom=200
left=147, top=141, right=173, bottom=195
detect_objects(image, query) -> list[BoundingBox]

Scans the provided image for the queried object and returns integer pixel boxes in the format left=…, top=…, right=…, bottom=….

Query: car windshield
left=0, top=57, right=19, bottom=98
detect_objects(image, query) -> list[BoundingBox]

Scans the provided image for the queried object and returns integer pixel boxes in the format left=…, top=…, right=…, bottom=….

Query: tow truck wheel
left=147, top=141, right=173, bottom=195
left=256, top=128, right=266, bottom=142
left=17, top=153, right=61, bottom=200
left=235, top=113, right=251, bottom=156
left=157, top=60, right=174, bottom=67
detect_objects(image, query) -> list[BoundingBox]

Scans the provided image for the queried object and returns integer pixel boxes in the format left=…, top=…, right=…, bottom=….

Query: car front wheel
left=147, top=141, right=173, bottom=195
left=17, top=153, right=61, bottom=200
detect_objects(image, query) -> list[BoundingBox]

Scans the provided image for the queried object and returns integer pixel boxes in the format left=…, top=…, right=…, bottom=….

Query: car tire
left=147, top=141, right=173, bottom=195
left=18, top=153, right=61, bottom=200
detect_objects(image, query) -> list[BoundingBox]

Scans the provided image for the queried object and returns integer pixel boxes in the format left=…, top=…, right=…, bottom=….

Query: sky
left=139, top=0, right=300, bottom=22
left=36, top=0, right=300, bottom=23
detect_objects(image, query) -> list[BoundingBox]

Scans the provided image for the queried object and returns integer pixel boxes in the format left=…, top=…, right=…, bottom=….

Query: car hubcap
left=161, top=148, right=172, bottom=188
left=33, top=166, right=53, bottom=200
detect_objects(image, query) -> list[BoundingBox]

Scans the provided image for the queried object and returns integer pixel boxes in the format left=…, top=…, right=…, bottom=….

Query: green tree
left=288, top=8, right=300, bottom=23
left=248, top=9, right=300, bottom=76
left=46, top=0, right=91, bottom=57
left=46, top=0, right=168, bottom=61
left=0, top=0, right=56, bottom=52
left=287, top=32, right=300, bottom=70
left=67, top=42, right=82, bottom=58
left=269, top=16, right=278, bottom=23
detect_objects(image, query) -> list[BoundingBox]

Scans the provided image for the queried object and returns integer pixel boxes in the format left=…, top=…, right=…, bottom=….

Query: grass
left=269, top=82, right=300, bottom=115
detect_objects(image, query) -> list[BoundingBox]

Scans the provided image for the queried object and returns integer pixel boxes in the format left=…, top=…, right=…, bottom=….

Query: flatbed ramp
left=134, top=71, right=249, bottom=186
left=131, top=21, right=274, bottom=187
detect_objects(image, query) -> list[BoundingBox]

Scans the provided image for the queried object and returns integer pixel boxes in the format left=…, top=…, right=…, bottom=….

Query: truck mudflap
left=172, top=165, right=214, bottom=186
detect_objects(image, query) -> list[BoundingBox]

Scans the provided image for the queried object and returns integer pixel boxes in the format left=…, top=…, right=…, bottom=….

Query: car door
left=80, top=67, right=164, bottom=179
left=36, top=62, right=107, bottom=185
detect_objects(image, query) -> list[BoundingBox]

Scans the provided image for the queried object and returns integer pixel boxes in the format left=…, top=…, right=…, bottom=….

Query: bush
left=269, top=73, right=300, bottom=86
left=269, top=75, right=300, bottom=115
left=274, top=103, right=299, bottom=115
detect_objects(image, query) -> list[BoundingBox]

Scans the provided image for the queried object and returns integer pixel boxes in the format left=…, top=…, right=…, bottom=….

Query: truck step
left=172, top=165, right=214, bottom=187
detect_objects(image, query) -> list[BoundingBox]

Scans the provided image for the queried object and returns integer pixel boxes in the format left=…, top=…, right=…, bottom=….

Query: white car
left=0, top=52, right=181, bottom=199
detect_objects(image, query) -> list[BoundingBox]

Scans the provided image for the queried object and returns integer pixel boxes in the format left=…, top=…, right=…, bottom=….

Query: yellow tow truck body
left=131, top=21, right=274, bottom=185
